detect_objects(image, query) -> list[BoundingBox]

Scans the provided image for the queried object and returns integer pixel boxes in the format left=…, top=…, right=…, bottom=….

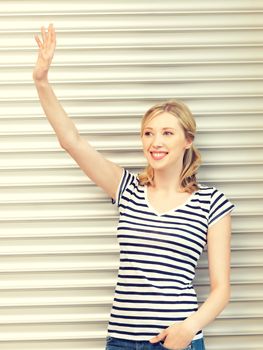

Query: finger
left=149, top=330, right=167, bottom=343
left=47, top=23, right=52, bottom=46
left=34, top=34, right=43, bottom=49
left=41, top=26, right=47, bottom=45
left=51, top=24, right=56, bottom=45
left=49, top=26, right=57, bottom=52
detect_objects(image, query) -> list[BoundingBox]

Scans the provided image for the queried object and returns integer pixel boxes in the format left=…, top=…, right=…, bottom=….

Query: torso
left=108, top=169, right=234, bottom=341
left=108, top=170, right=206, bottom=341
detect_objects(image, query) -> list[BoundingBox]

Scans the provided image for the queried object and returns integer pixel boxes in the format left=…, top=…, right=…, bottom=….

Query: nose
left=152, top=133, right=163, bottom=148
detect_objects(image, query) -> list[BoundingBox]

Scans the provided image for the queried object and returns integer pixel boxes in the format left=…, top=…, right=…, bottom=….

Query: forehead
left=144, top=111, right=181, bottom=129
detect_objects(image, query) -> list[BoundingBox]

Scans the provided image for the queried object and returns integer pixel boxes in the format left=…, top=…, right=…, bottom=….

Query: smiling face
left=141, top=112, right=192, bottom=171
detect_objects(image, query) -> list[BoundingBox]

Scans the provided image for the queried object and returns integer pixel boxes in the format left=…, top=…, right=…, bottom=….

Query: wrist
left=33, top=76, right=49, bottom=87
left=182, top=316, right=201, bottom=334
left=33, top=67, right=50, bottom=84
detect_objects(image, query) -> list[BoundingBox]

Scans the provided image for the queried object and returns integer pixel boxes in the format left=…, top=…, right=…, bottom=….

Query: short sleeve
left=111, top=168, right=136, bottom=207
left=208, top=188, right=236, bottom=227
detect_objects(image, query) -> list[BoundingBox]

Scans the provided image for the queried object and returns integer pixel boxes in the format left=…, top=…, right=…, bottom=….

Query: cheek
left=170, top=137, right=187, bottom=149
left=141, top=138, right=150, bottom=151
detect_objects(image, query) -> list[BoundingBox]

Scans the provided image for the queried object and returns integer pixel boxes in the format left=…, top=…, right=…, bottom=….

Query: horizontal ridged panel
left=1, top=29, right=263, bottom=48
left=1, top=0, right=263, bottom=12
left=2, top=63, right=263, bottom=82
left=0, top=1, right=262, bottom=349
left=1, top=81, right=263, bottom=100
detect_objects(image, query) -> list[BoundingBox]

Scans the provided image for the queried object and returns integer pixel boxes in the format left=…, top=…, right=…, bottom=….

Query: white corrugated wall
left=0, top=1, right=262, bottom=349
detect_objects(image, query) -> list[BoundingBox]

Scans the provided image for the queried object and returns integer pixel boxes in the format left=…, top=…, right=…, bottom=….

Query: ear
left=185, top=138, right=193, bottom=150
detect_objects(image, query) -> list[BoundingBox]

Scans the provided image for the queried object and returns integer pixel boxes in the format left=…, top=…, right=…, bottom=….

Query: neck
left=151, top=163, right=184, bottom=193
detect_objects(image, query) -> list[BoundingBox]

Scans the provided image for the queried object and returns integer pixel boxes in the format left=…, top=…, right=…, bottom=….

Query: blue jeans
left=105, top=336, right=206, bottom=350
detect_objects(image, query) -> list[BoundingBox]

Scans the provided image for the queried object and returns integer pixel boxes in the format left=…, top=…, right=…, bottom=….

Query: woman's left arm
left=150, top=213, right=232, bottom=349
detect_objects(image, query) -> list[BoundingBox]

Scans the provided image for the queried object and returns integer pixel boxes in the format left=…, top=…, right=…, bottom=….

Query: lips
left=150, top=151, right=168, bottom=160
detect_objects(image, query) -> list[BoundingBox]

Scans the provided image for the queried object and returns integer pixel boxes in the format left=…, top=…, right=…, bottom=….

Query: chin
left=148, top=161, right=167, bottom=170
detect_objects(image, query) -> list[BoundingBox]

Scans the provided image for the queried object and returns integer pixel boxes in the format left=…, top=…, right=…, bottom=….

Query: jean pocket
left=159, top=342, right=172, bottom=350
left=106, top=336, right=113, bottom=343
left=159, top=341, right=192, bottom=350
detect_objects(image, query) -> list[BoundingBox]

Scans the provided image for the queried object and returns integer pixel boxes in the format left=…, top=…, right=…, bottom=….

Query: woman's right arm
left=33, top=24, right=123, bottom=200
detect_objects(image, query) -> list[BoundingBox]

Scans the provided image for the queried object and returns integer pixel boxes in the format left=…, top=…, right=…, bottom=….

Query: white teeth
left=153, top=153, right=164, bottom=157
left=151, top=152, right=167, bottom=160
left=152, top=152, right=166, bottom=156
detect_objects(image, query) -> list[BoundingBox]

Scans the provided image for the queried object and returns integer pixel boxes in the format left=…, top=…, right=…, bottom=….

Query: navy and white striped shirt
left=108, top=169, right=235, bottom=341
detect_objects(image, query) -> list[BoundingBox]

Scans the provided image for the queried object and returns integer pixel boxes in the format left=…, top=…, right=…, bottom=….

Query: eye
left=163, top=130, right=174, bottom=136
left=143, top=131, right=153, bottom=136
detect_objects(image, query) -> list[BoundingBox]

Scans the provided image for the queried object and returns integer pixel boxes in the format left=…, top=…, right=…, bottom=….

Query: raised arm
left=33, top=24, right=123, bottom=200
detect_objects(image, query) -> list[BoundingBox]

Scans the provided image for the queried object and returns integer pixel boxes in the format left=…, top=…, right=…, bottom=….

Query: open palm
left=33, top=23, right=56, bottom=81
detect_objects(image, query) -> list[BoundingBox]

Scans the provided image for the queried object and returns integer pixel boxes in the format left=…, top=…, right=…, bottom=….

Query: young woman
left=34, top=24, right=235, bottom=350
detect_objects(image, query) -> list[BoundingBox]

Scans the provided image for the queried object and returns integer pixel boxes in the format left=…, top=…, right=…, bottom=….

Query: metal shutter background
left=0, top=1, right=262, bottom=349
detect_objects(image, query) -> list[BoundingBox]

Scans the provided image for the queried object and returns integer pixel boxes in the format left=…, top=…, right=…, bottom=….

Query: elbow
left=223, top=289, right=231, bottom=308
left=220, top=287, right=231, bottom=314
left=226, top=285, right=231, bottom=305
left=59, top=138, right=69, bottom=151
left=223, top=283, right=231, bottom=303
left=59, top=133, right=80, bottom=152
left=211, top=284, right=231, bottom=307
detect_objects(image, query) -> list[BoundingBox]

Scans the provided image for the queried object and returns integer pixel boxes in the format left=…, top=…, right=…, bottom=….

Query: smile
left=150, top=152, right=168, bottom=160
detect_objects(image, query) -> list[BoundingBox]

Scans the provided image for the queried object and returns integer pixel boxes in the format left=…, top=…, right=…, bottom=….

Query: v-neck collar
left=144, top=185, right=197, bottom=217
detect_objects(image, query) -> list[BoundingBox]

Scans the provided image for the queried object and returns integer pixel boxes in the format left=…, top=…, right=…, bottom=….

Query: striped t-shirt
left=107, top=168, right=235, bottom=341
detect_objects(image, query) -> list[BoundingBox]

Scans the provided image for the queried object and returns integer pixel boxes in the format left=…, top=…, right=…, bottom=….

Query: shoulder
left=196, top=183, right=232, bottom=208
left=121, top=169, right=142, bottom=190
left=196, top=183, right=218, bottom=197
left=197, top=183, right=232, bottom=201
left=197, top=183, right=236, bottom=227
left=197, top=183, right=215, bottom=191
left=112, top=169, right=141, bottom=206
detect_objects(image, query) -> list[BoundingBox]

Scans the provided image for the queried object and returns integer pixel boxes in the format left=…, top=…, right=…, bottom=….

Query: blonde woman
left=34, top=24, right=235, bottom=350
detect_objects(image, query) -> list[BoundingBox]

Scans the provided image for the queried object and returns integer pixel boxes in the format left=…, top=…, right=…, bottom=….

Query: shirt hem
left=107, top=330, right=203, bottom=342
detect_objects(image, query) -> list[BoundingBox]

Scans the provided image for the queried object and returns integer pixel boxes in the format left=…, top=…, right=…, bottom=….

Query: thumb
left=149, top=330, right=167, bottom=344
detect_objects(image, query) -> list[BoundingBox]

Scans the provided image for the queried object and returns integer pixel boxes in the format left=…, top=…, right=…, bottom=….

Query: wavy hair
left=138, top=99, right=202, bottom=193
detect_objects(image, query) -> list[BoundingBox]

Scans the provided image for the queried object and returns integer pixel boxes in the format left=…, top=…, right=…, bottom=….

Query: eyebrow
left=143, top=127, right=176, bottom=130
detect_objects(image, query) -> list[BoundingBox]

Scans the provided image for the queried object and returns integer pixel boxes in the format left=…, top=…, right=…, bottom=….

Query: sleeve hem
left=111, top=168, right=125, bottom=206
left=208, top=204, right=235, bottom=228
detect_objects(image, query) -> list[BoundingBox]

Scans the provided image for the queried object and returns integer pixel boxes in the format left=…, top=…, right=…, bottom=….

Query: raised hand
left=33, top=23, right=56, bottom=82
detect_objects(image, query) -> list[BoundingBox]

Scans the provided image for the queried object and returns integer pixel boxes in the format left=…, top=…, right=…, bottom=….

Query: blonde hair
left=138, top=99, right=202, bottom=193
